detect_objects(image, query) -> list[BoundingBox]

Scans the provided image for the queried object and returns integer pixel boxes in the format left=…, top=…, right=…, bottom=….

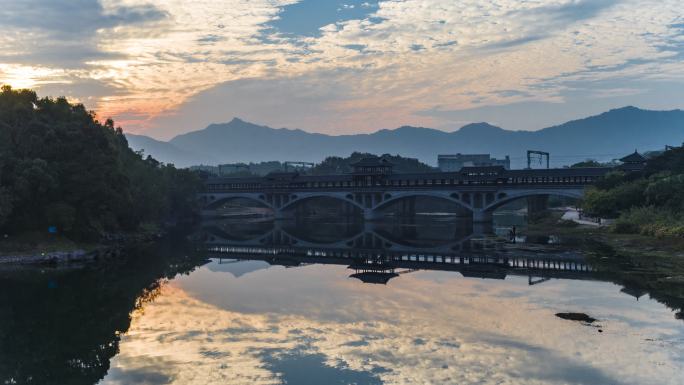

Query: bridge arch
left=279, top=193, right=365, bottom=212
left=372, top=192, right=473, bottom=213
left=482, top=189, right=584, bottom=213
left=202, top=194, right=271, bottom=210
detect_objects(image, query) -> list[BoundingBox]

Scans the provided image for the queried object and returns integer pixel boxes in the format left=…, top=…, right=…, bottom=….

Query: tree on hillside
left=581, top=145, right=684, bottom=236
left=0, top=86, right=201, bottom=240
left=311, top=152, right=435, bottom=175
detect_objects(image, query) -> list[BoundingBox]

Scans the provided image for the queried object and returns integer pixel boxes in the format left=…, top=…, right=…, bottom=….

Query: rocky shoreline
left=0, top=228, right=176, bottom=266
left=0, top=247, right=123, bottom=266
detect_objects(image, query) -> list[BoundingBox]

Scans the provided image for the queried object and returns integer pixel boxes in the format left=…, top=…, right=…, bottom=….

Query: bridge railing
left=203, top=175, right=605, bottom=193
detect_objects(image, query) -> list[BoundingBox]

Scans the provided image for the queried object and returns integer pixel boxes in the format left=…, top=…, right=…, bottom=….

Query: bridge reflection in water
left=200, top=217, right=598, bottom=286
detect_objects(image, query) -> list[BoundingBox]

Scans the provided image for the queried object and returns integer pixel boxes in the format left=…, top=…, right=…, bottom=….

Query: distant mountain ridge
left=125, top=107, right=684, bottom=168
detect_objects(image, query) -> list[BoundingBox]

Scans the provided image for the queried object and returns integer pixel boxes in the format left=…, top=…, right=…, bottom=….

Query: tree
left=0, top=86, right=201, bottom=240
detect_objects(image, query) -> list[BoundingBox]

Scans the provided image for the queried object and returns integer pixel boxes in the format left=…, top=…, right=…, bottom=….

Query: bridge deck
left=202, top=167, right=611, bottom=193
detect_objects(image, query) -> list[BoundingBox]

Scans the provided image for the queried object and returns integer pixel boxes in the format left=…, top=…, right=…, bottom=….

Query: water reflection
left=198, top=217, right=684, bottom=318
left=102, top=261, right=682, bottom=384
left=0, top=217, right=683, bottom=385
left=0, top=241, right=203, bottom=385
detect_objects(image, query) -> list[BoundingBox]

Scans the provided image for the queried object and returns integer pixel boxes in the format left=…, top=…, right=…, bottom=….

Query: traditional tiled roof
left=620, top=150, right=646, bottom=163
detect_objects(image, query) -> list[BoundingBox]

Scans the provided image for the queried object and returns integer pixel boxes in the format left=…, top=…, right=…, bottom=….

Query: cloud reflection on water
left=101, top=262, right=683, bottom=385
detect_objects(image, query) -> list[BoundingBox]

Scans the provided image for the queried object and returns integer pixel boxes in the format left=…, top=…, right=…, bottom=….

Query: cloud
left=0, top=0, right=168, bottom=67
left=0, top=0, right=167, bottom=36
left=0, top=0, right=682, bottom=137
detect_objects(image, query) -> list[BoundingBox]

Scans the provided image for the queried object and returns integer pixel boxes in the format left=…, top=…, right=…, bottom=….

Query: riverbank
left=523, top=211, right=684, bottom=259
left=0, top=227, right=166, bottom=265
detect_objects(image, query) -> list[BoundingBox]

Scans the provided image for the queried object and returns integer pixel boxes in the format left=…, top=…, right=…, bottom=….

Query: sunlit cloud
left=0, top=0, right=682, bottom=137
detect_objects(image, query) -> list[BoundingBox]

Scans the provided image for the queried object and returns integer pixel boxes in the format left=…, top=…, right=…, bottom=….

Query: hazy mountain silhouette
left=125, top=133, right=216, bottom=166
left=126, top=107, right=684, bottom=168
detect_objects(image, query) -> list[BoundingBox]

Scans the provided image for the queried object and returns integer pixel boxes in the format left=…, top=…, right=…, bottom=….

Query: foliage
left=0, top=86, right=201, bottom=240
left=582, top=145, right=684, bottom=237
left=312, top=152, right=435, bottom=175
left=582, top=179, right=648, bottom=218
left=644, top=173, right=684, bottom=211
left=570, top=159, right=615, bottom=168
left=613, top=206, right=684, bottom=238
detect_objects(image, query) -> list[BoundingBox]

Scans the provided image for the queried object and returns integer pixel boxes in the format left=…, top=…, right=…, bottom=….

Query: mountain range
left=125, top=106, right=684, bottom=168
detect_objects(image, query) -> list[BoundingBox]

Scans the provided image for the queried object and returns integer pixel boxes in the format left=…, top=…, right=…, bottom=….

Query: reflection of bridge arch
left=202, top=223, right=476, bottom=254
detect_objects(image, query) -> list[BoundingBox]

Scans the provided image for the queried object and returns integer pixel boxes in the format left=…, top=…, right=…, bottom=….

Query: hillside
left=126, top=107, right=684, bottom=168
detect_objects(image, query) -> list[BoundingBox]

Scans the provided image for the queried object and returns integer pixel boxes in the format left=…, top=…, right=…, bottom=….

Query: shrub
left=613, top=206, right=684, bottom=238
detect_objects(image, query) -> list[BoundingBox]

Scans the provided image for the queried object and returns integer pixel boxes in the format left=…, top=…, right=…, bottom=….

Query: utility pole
left=526, top=150, right=550, bottom=169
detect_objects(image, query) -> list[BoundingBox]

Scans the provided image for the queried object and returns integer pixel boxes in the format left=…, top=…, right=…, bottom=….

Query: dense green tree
left=0, top=86, right=201, bottom=240
left=644, top=174, right=684, bottom=211
left=312, top=152, right=435, bottom=175
left=570, top=159, right=606, bottom=168
left=581, top=146, right=684, bottom=236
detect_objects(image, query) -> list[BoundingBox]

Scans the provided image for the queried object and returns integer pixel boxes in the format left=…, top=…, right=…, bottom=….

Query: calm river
left=1, top=216, right=682, bottom=385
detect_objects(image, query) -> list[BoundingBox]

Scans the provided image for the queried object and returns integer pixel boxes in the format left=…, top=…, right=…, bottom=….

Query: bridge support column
left=274, top=209, right=294, bottom=220
left=363, top=209, right=383, bottom=221
left=472, top=210, right=493, bottom=223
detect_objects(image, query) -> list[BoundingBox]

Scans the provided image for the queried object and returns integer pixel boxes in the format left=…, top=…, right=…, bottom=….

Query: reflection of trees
left=0, top=241, right=205, bottom=385
left=585, top=242, right=684, bottom=321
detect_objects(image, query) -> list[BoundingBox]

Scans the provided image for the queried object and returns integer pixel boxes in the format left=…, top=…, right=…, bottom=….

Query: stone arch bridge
left=199, top=165, right=609, bottom=222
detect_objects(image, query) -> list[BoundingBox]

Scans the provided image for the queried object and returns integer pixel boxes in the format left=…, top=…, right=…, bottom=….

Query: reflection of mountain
left=206, top=259, right=272, bottom=278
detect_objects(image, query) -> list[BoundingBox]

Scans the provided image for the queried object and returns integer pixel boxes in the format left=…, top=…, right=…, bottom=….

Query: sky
left=1, top=0, right=683, bottom=140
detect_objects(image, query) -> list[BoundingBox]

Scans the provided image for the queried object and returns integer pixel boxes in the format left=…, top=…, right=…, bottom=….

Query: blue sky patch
left=269, top=0, right=380, bottom=37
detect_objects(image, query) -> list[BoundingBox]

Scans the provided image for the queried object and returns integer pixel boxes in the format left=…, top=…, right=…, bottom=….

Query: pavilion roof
left=620, top=150, right=646, bottom=163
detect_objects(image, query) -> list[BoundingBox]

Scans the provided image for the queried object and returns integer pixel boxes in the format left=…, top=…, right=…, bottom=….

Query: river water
left=1, top=216, right=682, bottom=385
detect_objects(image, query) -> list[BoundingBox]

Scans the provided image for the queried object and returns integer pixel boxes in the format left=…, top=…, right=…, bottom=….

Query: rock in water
left=555, top=312, right=597, bottom=323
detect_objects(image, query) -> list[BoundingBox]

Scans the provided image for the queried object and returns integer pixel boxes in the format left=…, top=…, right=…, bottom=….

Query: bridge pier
left=472, top=210, right=493, bottom=223
left=363, top=209, right=384, bottom=221
left=274, top=209, right=295, bottom=220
